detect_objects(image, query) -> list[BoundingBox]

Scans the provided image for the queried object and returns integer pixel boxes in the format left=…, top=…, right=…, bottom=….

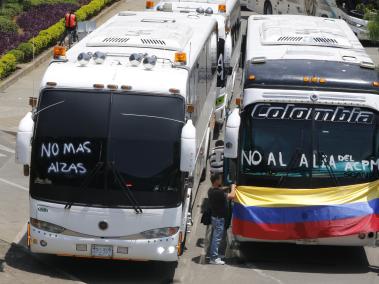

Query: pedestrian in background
left=208, top=173, right=236, bottom=265
left=60, top=10, right=78, bottom=45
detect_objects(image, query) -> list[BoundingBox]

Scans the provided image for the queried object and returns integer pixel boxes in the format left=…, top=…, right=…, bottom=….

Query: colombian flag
left=232, top=181, right=379, bottom=240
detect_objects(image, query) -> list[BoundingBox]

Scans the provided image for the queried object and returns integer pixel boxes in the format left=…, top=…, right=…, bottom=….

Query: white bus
left=15, top=11, right=219, bottom=262
left=225, top=15, right=379, bottom=247
left=149, top=0, right=242, bottom=126
left=246, top=0, right=370, bottom=40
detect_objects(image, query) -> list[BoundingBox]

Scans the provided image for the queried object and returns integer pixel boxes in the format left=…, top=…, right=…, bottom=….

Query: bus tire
left=263, top=1, right=273, bottom=14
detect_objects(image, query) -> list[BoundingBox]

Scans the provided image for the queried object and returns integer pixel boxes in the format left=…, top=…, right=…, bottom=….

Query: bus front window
left=31, top=90, right=184, bottom=208
left=239, top=103, right=379, bottom=188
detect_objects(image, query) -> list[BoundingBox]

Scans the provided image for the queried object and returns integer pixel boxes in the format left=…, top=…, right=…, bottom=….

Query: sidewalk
left=0, top=0, right=145, bottom=134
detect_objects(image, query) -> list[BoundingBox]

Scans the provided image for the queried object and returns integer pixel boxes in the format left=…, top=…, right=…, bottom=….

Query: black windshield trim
left=237, top=103, right=379, bottom=188
left=31, top=89, right=185, bottom=207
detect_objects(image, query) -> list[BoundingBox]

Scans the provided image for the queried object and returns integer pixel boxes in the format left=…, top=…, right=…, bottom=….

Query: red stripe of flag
left=232, top=214, right=379, bottom=240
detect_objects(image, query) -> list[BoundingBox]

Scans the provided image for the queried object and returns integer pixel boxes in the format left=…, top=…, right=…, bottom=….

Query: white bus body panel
left=237, top=16, right=378, bottom=246
left=234, top=234, right=378, bottom=247
left=237, top=88, right=379, bottom=246
left=153, top=0, right=242, bottom=124
left=30, top=198, right=182, bottom=261
left=246, top=15, right=373, bottom=66
left=29, top=12, right=218, bottom=261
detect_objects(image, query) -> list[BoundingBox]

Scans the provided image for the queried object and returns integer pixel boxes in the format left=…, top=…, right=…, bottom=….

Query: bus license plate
left=91, top=245, right=113, bottom=257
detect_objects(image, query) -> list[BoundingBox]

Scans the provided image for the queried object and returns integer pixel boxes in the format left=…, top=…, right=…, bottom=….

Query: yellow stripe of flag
left=235, top=180, right=379, bottom=208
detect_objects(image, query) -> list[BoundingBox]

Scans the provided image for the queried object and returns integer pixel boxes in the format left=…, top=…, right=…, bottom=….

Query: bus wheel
left=264, top=1, right=273, bottom=14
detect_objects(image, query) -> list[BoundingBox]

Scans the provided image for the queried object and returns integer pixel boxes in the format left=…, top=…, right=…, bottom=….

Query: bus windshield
left=30, top=90, right=184, bottom=208
left=239, top=103, right=379, bottom=188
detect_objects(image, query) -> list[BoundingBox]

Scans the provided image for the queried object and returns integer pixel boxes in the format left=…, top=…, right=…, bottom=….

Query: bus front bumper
left=233, top=233, right=379, bottom=247
left=29, top=224, right=180, bottom=261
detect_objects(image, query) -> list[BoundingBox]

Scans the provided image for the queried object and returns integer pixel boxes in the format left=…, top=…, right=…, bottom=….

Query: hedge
left=0, top=16, right=18, bottom=33
left=7, top=49, right=24, bottom=62
left=0, top=54, right=17, bottom=79
left=0, top=0, right=118, bottom=79
left=17, top=42, right=34, bottom=61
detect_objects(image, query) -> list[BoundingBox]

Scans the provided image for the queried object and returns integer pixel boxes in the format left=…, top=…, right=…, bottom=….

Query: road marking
left=0, top=153, right=6, bottom=157
left=0, top=144, right=15, bottom=154
left=0, top=178, right=28, bottom=191
left=248, top=266, right=285, bottom=284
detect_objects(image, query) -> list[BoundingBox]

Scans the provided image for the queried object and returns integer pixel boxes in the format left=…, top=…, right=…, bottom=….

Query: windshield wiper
left=33, top=100, right=65, bottom=118
left=277, top=148, right=302, bottom=187
left=109, top=162, right=143, bottom=214
left=316, top=151, right=339, bottom=186
left=64, top=161, right=104, bottom=209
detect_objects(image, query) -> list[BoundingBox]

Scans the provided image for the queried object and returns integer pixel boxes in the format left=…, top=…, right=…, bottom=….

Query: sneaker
left=209, top=258, right=225, bottom=265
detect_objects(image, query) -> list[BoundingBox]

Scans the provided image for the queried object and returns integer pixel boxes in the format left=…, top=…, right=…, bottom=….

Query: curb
left=0, top=0, right=124, bottom=93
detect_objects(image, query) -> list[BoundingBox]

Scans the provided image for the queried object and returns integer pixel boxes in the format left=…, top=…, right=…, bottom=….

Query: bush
left=0, top=0, right=118, bottom=79
left=29, top=0, right=78, bottom=6
left=0, top=2, right=24, bottom=17
left=27, top=0, right=116, bottom=54
left=0, top=16, right=18, bottom=33
left=8, top=49, right=24, bottom=63
left=76, top=0, right=111, bottom=21
left=0, top=53, right=17, bottom=79
left=17, top=42, right=34, bottom=61
left=17, top=3, right=79, bottom=37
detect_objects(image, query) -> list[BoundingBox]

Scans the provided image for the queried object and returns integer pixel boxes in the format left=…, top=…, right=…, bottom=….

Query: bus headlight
left=140, top=227, right=179, bottom=239
left=30, top=218, right=65, bottom=234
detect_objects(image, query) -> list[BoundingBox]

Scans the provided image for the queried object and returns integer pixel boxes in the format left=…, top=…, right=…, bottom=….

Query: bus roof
left=67, top=11, right=217, bottom=67
left=156, top=0, right=226, bottom=4
left=246, top=15, right=373, bottom=66
left=244, top=15, right=378, bottom=93
left=154, top=0, right=230, bottom=39
left=41, top=11, right=217, bottom=95
left=154, top=0, right=238, bottom=15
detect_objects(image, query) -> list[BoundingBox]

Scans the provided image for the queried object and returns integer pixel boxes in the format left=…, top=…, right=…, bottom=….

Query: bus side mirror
left=15, top=112, right=34, bottom=175
left=224, top=108, right=240, bottom=158
left=180, top=119, right=196, bottom=173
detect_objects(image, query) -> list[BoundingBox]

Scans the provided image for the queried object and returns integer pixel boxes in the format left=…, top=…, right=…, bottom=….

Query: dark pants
left=60, top=28, right=78, bottom=45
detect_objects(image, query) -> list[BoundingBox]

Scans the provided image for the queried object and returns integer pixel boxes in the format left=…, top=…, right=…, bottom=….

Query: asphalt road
left=1, top=2, right=379, bottom=283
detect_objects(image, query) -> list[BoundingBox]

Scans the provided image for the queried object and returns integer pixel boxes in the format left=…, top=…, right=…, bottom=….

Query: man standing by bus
left=208, top=173, right=236, bottom=265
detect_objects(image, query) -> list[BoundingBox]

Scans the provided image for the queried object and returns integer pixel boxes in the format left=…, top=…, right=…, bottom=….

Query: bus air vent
left=278, top=36, right=303, bottom=42
left=102, top=37, right=130, bottom=43
left=141, top=38, right=166, bottom=46
left=312, top=37, right=338, bottom=44
left=87, top=26, right=192, bottom=51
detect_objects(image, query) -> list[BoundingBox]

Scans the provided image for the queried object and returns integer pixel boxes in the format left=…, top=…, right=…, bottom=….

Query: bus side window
left=189, top=68, right=198, bottom=122
left=198, top=46, right=207, bottom=100
left=240, top=34, right=247, bottom=69
left=224, top=158, right=237, bottom=185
